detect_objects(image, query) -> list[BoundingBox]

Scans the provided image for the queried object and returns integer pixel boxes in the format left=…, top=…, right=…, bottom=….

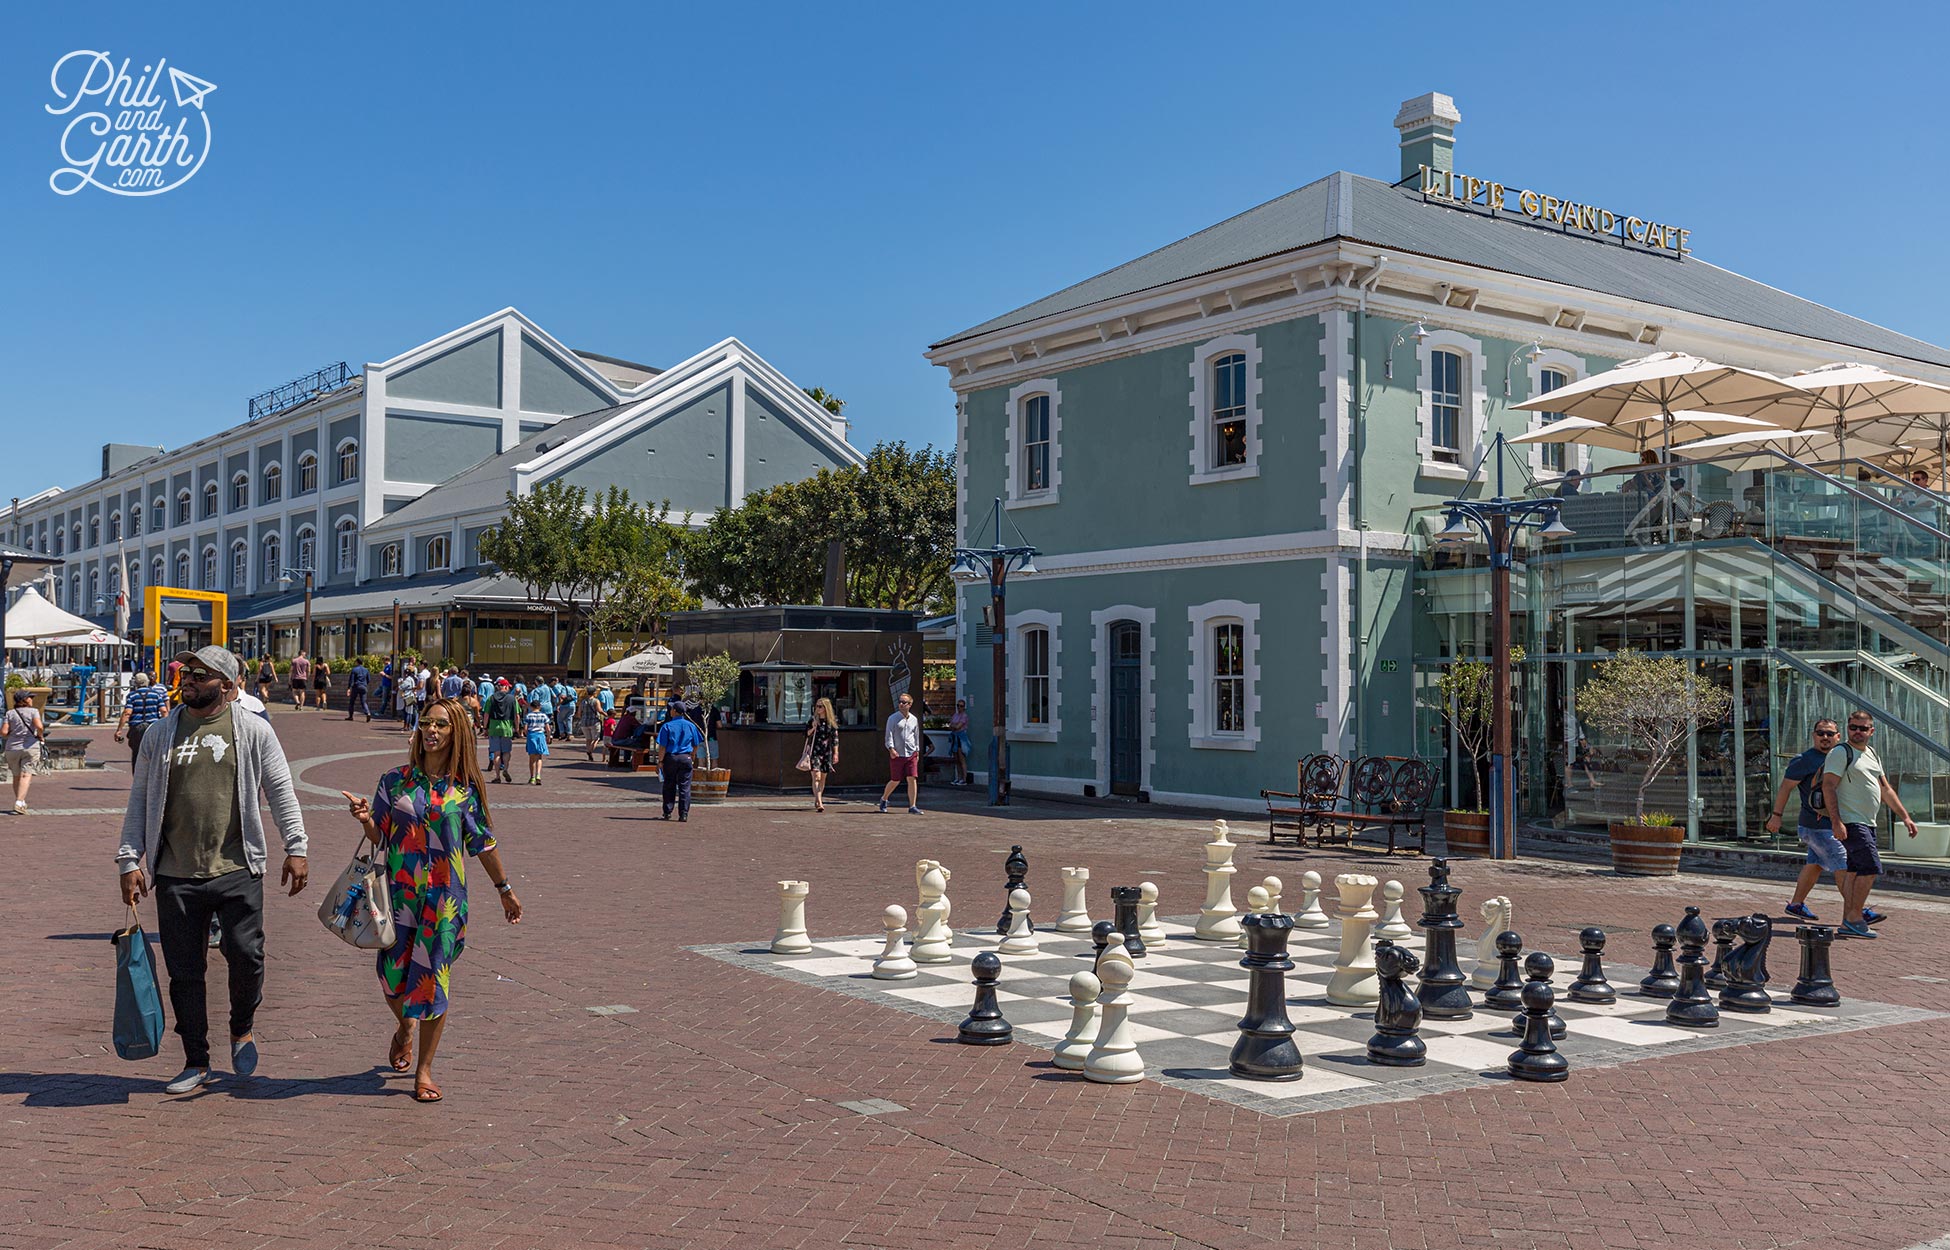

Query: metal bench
left=1329, top=756, right=1435, bottom=856
left=1260, top=753, right=1346, bottom=846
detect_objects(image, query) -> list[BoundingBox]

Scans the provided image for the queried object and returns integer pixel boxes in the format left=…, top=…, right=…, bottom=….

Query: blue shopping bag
left=111, top=907, right=166, bottom=1061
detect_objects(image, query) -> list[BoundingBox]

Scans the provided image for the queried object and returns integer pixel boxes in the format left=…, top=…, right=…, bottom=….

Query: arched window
left=425, top=534, right=450, bottom=571
left=70, top=572, right=80, bottom=606
left=201, top=546, right=218, bottom=591
left=231, top=541, right=249, bottom=591
left=52, top=528, right=63, bottom=556
left=262, top=461, right=282, bottom=504
left=107, top=511, right=122, bottom=542
left=128, top=559, right=141, bottom=593
left=295, top=525, right=316, bottom=573
left=337, top=439, right=360, bottom=484
left=177, top=489, right=192, bottom=525
left=107, top=563, right=121, bottom=594
left=381, top=543, right=401, bottom=577
left=88, top=516, right=100, bottom=547
left=87, top=568, right=100, bottom=609
left=72, top=524, right=82, bottom=551
left=335, top=518, right=358, bottom=574
left=174, top=552, right=191, bottom=587
left=151, top=555, right=165, bottom=589
left=231, top=473, right=249, bottom=511
left=152, top=496, right=166, bottom=531
left=262, top=533, right=282, bottom=583
left=297, top=452, right=318, bottom=494
left=128, top=507, right=141, bottom=538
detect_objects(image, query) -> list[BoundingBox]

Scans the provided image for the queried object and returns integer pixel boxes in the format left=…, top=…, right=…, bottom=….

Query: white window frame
left=176, top=490, right=192, bottom=526
left=231, top=472, right=250, bottom=512
left=1008, top=608, right=1062, bottom=742
left=126, top=559, right=141, bottom=593
left=1187, top=599, right=1261, bottom=750
left=262, top=533, right=281, bottom=584
left=71, top=523, right=81, bottom=551
left=1004, top=378, right=1061, bottom=509
left=262, top=461, right=283, bottom=505
left=1414, top=329, right=1487, bottom=482
left=52, top=528, right=64, bottom=556
left=336, top=439, right=360, bottom=485
left=87, top=568, right=99, bottom=607
left=381, top=543, right=401, bottom=577
left=173, top=551, right=190, bottom=588
left=335, top=518, right=358, bottom=573
left=128, top=507, right=141, bottom=538
left=107, top=510, right=121, bottom=543
left=87, top=516, right=99, bottom=548
left=152, top=497, right=166, bottom=531
left=425, top=534, right=451, bottom=571
left=201, top=545, right=219, bottom=591
left=107, top=563, right=120, bottom=594
left=1188, top=333, right=1263, bottom=484
left=151, top=556, right=165, bottom=589
left=295, top=525, right=317, bottom=574
left=231, top=541, right=249, bottom=591
left=297, top=452, right=318, bottom=494
left=1526, top=348, right=1587, bottom=477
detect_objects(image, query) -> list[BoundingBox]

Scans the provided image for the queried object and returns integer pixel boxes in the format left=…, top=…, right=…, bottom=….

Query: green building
left=926, top=92, right=1950, bottom=859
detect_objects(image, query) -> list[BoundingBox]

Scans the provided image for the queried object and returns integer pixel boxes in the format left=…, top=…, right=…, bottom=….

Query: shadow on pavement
left=0, top=1067, right=395, bottom=1106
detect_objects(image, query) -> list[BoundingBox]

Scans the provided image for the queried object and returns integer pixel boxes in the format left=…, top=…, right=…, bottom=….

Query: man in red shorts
left=878, top=691, right=923, bottom=814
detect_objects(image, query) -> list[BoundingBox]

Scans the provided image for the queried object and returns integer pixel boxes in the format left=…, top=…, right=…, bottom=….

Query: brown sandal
left=389, top=1025, right=413, bottom=1072
left=413, top=1076, right=443, bottom=1102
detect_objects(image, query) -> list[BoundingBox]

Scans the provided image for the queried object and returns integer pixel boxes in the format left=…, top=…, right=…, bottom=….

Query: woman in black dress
left=804, top=697, right=841, bottom=812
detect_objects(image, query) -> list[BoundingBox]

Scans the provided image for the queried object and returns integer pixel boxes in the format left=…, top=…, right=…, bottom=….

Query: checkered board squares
left=695, top=917, right=1937, bottom=1119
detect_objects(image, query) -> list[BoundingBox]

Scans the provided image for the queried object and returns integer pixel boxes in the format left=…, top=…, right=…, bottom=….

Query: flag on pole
left=114, top=588, right=129, bottom=640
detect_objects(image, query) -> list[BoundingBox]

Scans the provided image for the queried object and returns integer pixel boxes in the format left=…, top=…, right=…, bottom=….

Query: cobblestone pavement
left=6, top=709, right=1950, bottom=1250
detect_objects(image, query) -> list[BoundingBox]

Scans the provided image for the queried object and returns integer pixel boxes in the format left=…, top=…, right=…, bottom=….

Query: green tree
left=685, top=652, right=742, bottom=769
left=1433, top=647, right=1523, bottom=811
left=803, top=387, right=845, bottom=416
left=1574, top=649, right=1732, bottom=822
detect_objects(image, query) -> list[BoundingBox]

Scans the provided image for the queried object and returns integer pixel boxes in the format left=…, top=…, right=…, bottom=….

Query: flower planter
left=1443, top=810, right=1493, bottom=857
left=1609, top=822, right=1684, bottom=876
left=692, top=767, right=731, bottom=804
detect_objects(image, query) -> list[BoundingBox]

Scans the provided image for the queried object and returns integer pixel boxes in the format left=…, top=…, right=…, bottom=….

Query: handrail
left=1806, top=648, right=1950, bottom=713
left=1771, top=648, right=1950, bottom=766
left=1760, top=546, right=1950, bottom=672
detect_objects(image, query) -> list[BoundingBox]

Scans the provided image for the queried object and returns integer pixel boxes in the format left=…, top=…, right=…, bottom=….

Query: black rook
left=1790, top=925, right=1841, bottom=1007
left=1111, top=885, right=1147, bottom=960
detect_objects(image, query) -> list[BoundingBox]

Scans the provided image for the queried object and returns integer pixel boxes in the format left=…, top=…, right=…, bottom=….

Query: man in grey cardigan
left=117, top=646, right=309, bottom=1095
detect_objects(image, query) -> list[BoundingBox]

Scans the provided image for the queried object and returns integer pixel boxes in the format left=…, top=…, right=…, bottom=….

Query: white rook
left=1194, top=819, right=1242, bottom=941
left=1056, top=866, right=1094, bottom=933
left=771, top=880, right=812, bottom=955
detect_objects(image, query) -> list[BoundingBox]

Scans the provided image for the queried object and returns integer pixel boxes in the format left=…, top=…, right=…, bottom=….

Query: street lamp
left=277, top=564, right=316, bottom=659
left=1383, top=322, right=1430, bottom=380
left=952, top=496, right=1039, bottom=806
left=1430, top=431, right=1574, bottom=860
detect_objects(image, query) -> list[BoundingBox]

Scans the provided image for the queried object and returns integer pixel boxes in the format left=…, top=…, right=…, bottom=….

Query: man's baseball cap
left=496, top=677, right=510, bottom=687
left=173, top=645, right=240, bottom=682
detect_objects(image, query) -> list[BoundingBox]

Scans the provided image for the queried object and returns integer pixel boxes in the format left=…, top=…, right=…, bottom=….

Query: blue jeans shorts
left=1841, top=822, right=1882, bottom=876
left=1797, top=824, right=1848, bottom=873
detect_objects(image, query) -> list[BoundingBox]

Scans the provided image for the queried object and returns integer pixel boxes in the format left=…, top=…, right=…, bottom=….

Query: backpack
left=1801, top=745, right=1856, bottom=816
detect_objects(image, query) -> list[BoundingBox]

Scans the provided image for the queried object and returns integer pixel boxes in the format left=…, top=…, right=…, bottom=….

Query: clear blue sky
left=5, top=2, right=1947, bottom=504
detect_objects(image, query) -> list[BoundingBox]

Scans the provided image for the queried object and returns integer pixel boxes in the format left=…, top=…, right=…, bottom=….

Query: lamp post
left=951, top=496, right=1039, bottom=807
left=390, top=597, right=402, bottom=716
left=277, top=565, right=316, bottom=659
left=1431, top=432, right=1574, bottom=860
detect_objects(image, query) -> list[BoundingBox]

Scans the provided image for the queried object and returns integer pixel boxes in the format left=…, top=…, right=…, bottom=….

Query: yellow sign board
left=1418, top=165, right=1690, bottom=256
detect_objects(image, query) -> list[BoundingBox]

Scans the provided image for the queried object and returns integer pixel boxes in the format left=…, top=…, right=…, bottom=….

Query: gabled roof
left=932, top=171, right=1950, bottom=369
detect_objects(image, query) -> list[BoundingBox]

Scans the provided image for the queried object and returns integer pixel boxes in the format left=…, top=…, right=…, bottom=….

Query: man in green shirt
left=1823, top=710, right=1919, bottom=939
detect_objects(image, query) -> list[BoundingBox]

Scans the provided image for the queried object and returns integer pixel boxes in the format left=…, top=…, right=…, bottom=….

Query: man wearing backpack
left=1823, top=710, right=1919, bottom=939
left=1766, top=719, right=1856, bottom=922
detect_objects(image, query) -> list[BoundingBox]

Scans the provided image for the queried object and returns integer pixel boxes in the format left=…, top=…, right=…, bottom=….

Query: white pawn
left=1238, top=885, right=1271, bottom=949
left=1085, top=945, right=1144, bottom=1084
left=1056, top=866, right=1094, bottom=933
left=1293, top=870, right=1330, bottom=929
left=1194, top=818, right=1242, bottom=941
left=1325, top=873, right=1380, bottom=1006
left=1261, top=875, right=1284, bottom=917
left=872, top=905, right=917, bottom=980
left=1137, top=881, right=1167, bottom=947
left=1053, top=970, right=1101, bottom=1071
left=1375, top=880, right=1414, bottom=941
left=771, top=880, right=812, bottom=954
left=997, top=887, right=1040, bottom=955
left=1471, top=896, right=1512, bottom=988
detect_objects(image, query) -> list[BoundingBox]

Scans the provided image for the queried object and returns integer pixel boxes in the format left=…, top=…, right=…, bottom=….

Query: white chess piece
left=1293, top=870, right=1330, bottom=929
left=911, top=860, right=955, bottom=963
left=1137, top=881, right=1167, bottom=946
left=1238, top=885, right=1270, bottom=949
left=1056, top=866, right=1094, bottom=933
left=872, top=905, right=917, bottom=980
left=771, top=880, right=812, bottom=954
left=1194, top=819, right=1242, bottom=941
left=1084, top=946, right=1143, bottom=1084
left=1471, top=896, right=1512, bottom=988
left=1053, top=970, right=1101, bottom=1071
left=998, top=887, right=1040, bottom=955
left=1325, top=873, right=1381, bottom=1006
left=1261, top=875, right=1284, bottom=917
left=1375, top=879, right=1414, bottom=941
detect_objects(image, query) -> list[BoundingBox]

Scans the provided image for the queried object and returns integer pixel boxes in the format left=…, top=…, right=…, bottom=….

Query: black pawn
left=1507, top=979, right=1569, bottom=1082
left=1704, top=917, right=1737, bottom=990
left=1483, top=930, right=1526, bottom=1011
left=957, top=952, right=1012, bottom=1045
left=1509, top=952, right=1566, bottom=1039
left=1230, top=914, right=1304, bottom=1080
left=1416, top=856, right=1472, bottom=1020
left=1367, top=941, right=1427, bottom=1067
left=1639, top=924, right=1681, bottom=998
left=1567, top=927, right=1616, bottom=1004
left=996, top=844, right=1030, bottom=935
left=1791, top=925, right=1841, bottom=1007
left=1110, top=885, right=1147, bottom=960
left=1090, top=920, right=1118, bottom=971
left=1665, top=906, right=1720, bottom=1029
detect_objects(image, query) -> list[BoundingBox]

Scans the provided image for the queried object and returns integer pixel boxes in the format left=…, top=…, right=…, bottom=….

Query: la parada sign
left=1417, top=165, right=1690, bottom=256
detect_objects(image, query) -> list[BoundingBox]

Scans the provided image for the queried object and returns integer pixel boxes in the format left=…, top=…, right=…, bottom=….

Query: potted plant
left=685, top=651, right=742, bottom=803
left=1432, top=648, right=1523, bottom=856
left=1575, top=649, right=1732, bottom=875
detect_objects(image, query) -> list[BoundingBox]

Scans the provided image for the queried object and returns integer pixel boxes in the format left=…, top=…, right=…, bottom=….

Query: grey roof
left=932, top=172, right=1950, bottom=369
left=230, top=571, right=540, bottom=624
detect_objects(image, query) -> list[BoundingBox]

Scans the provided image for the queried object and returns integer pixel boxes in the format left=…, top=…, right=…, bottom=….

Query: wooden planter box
left=1609, top=822, right=1684, bottom=876
left=1443, top=811, right=1493, bottom=857
left=692, top=767, right=731, bottom=804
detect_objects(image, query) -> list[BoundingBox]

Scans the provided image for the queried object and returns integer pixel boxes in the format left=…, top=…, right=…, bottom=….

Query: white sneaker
left=13, top=800, right=25, bottom=814
left=164, top=1067, right=213, bottom=1095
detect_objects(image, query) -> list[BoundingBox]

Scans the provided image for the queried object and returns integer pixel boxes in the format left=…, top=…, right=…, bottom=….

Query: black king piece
left=1415, top=857, right=1473, bottom=1020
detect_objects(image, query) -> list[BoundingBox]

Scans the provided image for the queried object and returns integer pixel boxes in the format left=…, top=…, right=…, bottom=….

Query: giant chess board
left=695, top=916, right=1937, bottom=1118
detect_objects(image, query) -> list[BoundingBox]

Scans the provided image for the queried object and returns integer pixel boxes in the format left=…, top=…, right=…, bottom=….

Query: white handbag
left=316, top=836, right=397, bottom=950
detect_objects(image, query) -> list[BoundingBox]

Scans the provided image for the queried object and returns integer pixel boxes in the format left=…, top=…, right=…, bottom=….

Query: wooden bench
left=1260, top=753, right=1347, bottom=846
left=1327, top=756, right=1435, bottom=856
left=607, top=742, right=660, bottom=772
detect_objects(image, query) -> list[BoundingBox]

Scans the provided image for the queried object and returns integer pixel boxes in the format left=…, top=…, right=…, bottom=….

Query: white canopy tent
left=3, top=584, right=136, bottom=649
left=596, top=646, right=675, bottom=677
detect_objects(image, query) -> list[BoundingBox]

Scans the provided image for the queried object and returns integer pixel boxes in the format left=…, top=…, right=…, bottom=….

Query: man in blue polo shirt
left=655, top=700, right=704, bottom=822
left=1765, top=718, right=1857, bottom=923
left=114, top=671, right=171, bottom=764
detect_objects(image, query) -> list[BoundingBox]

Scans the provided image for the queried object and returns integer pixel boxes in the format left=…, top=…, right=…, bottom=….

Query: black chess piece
left=1567, top=927, right=1617, bottom=1004
left=1090, top=920, right=1118, bottom=970
left=1483, top=930, right=1526, bottom=1011
left=1665, top=906, right=1721, bottom=1029
left=957, top=952, right=1013, bottom=1045
left=1639, top=924, right=1681, bottom=999
left=1230, top=913, right=1304, bottom=1080
left=1507, top=979, right=1570, bottom=1083
left=1718, top=913, right=1774, bottom=1014
left=1110, top=885, right=1147, bottom=960
left=1509, top=951, right=1566, bottom=1038
left=1704, top=917, right=1737, bottom=990
left=1367, top=941, right=1427, bottom=1067
left=996, top=844, right=1030, bottom=935
left=1790, top=925, right=1841, bottom=1007
left=1416, top=857, right=1472, bottom=1020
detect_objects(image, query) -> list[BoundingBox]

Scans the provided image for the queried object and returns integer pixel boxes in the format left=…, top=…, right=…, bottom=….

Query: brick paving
left=6, top=709, right=1950, bottom=1250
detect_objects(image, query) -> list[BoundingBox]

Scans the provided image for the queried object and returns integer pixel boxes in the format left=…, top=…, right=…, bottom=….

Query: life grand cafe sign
left=1417, top=165, right=1690, bottom=256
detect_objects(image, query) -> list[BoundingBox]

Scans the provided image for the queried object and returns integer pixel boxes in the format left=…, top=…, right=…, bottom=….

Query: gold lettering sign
left=1418, top=164, right=1690, bottom=254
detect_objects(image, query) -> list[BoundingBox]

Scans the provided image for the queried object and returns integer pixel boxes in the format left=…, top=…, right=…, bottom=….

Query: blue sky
left=5, top=2, right=1948, bottom=504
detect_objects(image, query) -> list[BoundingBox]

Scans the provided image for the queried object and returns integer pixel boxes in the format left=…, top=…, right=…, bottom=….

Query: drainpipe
left=1350, top=255, right=1389, bottom=759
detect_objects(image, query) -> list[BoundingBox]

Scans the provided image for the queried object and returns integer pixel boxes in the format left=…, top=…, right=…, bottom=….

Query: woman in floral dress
left=342, top=696, right=523, bottom=1102
left=803, top=697, right=841, bottom=813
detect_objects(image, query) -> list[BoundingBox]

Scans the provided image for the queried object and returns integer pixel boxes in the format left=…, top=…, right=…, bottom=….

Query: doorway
left=1109, top=621, right=1142, bottom=795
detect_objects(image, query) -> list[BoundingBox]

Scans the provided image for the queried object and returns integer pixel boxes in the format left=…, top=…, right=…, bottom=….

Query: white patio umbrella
left=1726, top=362, right=1950, bottom=476
left=1668, top=425, right=1907, bottom=474
left=596, top=646, right=674, bottom=677
left=2, top=584, right=109, bottom=644
left=1510, top=411, right=1779, bottom=456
